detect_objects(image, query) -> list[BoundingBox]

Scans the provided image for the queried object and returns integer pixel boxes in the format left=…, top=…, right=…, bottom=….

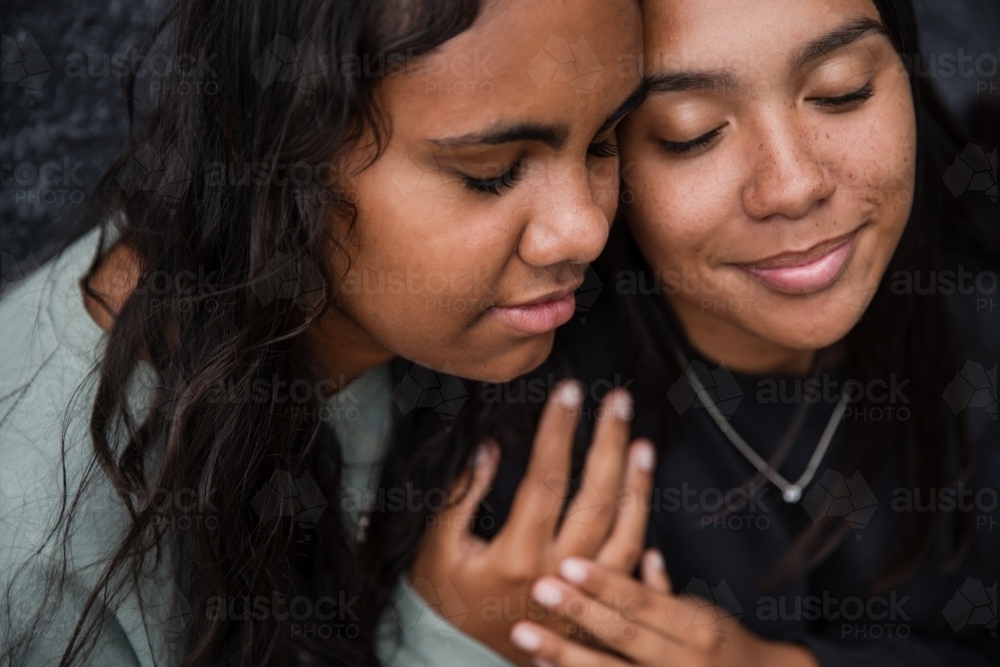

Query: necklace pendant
left=782, top=485, right=802, bottom=503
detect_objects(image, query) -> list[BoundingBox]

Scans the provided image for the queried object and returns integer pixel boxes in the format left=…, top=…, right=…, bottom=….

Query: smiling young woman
left=0, top=1, right=653, bottom=666
left=404, top=0, right=996, bottom=666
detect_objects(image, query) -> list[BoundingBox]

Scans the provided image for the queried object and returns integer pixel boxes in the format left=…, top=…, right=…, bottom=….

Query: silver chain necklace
left=670, top=343, right=849, bottom=504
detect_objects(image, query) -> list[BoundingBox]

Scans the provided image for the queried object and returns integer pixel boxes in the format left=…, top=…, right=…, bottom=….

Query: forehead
left=376, top=0, right=643, bottom=138
left=643, top=0, right=881, bottom=71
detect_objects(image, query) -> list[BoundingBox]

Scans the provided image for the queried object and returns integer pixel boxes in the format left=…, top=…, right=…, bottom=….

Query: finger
left=555, top=558, right=716, bottom=649
left=594, top=439, right=656, bottom=572
left=412, top=441, right=500, bottom=585
left=529, top=576, right=682, bottom=664
left=434, top=439, right=501, bottom=546
left=501, top=380, right=583, bottom=555
left=641, top=549, right=670, bottom=594
left=557, top=390, right=634, bottom=558
left=510, top=622, right=631, bottom=667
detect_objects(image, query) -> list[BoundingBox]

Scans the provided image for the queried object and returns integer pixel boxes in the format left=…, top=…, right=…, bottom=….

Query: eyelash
left=661, top=127, right=724, bottom=155
left=811, top=82, right=874, bottom=108
left=659, top=80, right=874, bottom=156
left=588, top=139, right=619, bottom=159
left=462, top=139, right=618, bottom=196
left=463, top=160, right=524, bottom=195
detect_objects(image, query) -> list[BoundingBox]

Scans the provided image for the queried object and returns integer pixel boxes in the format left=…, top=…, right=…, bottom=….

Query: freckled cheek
left=823, top=105, right=917, bottom=217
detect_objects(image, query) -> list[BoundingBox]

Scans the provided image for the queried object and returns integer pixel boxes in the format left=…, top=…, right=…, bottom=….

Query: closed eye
left=587, top=139, right=619, bottom=159
left=809, top=82, right=874, bottom=109
left=660, top=126, right=724, bottom=155
left=462, top=160, right=524, bottom=196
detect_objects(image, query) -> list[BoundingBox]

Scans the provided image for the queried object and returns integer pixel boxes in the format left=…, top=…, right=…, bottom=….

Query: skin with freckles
left=618, top=0, right=916, bottom=375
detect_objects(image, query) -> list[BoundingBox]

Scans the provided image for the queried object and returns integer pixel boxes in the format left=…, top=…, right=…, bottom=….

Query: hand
left=410, top=380, right=657, bottom=666
left=510, top=551, right=820, bottom=667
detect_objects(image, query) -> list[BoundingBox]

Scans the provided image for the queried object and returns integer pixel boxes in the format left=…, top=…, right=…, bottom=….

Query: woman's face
left=331, top=0, right=644, bottom=383
left=620, top=0, right=916, bottom=362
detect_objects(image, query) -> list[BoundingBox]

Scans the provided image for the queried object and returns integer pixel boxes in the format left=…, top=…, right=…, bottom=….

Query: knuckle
left=498, top=553, right=541, bottom=585
left=633, top=587, right=655, bottom=612
left=692, top=624, right=718, bottom=649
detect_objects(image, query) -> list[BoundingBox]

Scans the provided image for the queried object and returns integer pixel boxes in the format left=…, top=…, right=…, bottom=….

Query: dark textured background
left=2, top=0, right=998, bottom=274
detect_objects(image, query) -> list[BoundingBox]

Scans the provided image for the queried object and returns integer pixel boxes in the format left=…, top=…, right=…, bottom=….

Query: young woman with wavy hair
left=0, top=1, right=653, bottom=666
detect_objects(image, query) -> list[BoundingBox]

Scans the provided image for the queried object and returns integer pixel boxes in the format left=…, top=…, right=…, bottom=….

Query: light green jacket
left=0, top=228, right=512, bottom=667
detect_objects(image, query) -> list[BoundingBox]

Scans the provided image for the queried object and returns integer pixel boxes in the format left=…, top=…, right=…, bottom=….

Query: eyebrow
left=431, top=79, right=649, bottom=148
left=791, top=17, right=888, bottom=71
left=645, top=17, right=888, bottom=98
left=432, top=123, right=568, bottom=148
left=646, top=70, right=736, bottom=95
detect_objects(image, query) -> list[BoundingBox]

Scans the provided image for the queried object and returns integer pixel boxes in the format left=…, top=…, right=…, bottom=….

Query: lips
left=489, top=285, right=580, bottom=335
left=736, top=230, right=859, bottom=295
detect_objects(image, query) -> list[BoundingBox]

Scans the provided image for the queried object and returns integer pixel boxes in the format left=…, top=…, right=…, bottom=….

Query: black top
left=641, top=353, right=997, bottom=666
left=472, top=267, right=999, bottom=666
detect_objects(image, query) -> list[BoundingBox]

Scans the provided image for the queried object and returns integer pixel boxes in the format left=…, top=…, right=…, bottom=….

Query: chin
left=762, top=308, right=865, bottom=353
left=453, top=332, right=556, bottom=384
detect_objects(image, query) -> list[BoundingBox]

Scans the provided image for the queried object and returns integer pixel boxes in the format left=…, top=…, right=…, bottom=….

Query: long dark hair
left=4, top=0, right=995, bottom=665
left=3, top=1, right=483, bottom=666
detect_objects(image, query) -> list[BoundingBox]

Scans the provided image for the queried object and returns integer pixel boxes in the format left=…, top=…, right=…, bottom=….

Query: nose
left=517, top=164, right=611, bottom=271
left=742, top=111, right=836, bottom=221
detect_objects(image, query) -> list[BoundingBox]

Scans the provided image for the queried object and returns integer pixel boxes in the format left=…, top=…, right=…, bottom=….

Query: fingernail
left=532, top=579, right=564, bottom=606
left=534, top=659, right=555, bottom=667
left=610, top=391, right=633, bottom=420
left=511, top=624, right=542, bottom=651
left=632, top=440, right=655, bottom=472
left=474, top=442, right=492, bottom=468
left=559, top=557, right=588, bottom=584
left=555, top=381, right=583, bottom=408
left=646, top=549, right=665, bottom=572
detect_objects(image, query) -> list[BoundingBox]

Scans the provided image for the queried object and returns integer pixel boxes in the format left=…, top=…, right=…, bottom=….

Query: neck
left=305, top=307, right=396, bottom=394
left=669, top=296, right=816, bottom=376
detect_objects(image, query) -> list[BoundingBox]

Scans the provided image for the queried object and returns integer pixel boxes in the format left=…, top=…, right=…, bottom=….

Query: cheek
left=626, top=157, right=736, bottom=269
left=590, top=160, right=623, bottom=217
left=340, top=163, right=512, bottom=334
left=826, top=88, right=917, bottom=224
